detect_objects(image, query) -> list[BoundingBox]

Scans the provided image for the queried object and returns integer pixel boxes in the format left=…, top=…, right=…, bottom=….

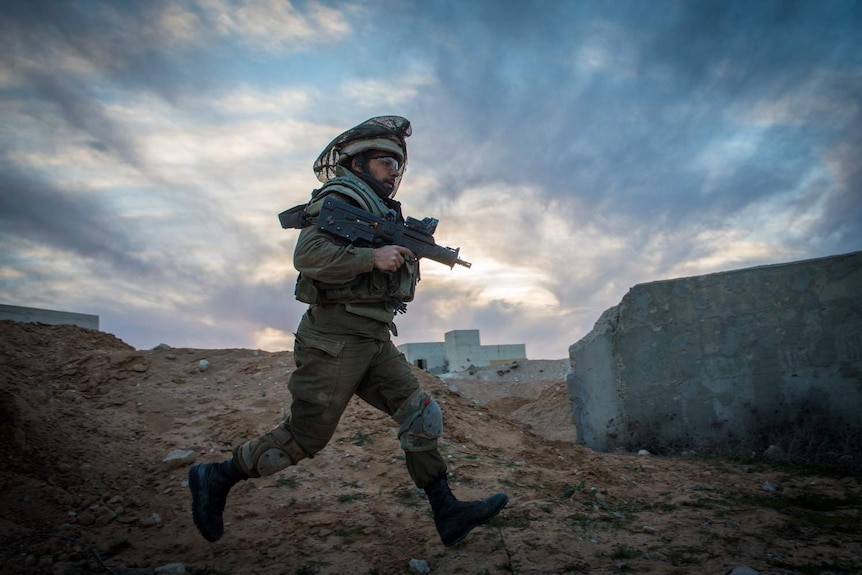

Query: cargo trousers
left=285, top=311, right=447, bottom=488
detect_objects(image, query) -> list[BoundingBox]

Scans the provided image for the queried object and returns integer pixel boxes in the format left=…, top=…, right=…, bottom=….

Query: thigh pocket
left=290, top=331, right=345, bottom=408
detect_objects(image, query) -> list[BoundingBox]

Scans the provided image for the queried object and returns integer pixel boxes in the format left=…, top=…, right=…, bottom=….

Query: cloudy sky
left=1, top=1, right=860, bottom=360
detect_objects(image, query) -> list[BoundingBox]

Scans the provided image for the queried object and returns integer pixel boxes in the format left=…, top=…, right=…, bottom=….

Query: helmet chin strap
left=355, top=169, right=394, bottom=200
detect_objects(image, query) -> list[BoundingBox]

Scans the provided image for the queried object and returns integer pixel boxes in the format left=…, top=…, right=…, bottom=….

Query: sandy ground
left=1, top=320, right=860, bottom=575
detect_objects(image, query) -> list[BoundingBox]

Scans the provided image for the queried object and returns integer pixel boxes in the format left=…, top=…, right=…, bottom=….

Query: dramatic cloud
left=1, top=1, right=859, bottom=359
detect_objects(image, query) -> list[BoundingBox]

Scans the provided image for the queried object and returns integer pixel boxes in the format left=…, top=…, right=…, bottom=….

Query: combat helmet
left=313, top=115, right=412, bottom=195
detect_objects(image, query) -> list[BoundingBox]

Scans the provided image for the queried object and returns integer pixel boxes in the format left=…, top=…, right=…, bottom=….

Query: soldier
left=188, top=116, right=507, bottom=547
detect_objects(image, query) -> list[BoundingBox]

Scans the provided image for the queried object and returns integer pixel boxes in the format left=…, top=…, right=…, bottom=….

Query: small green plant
left=680, top=496, right=722, bottom=510
left=450, top=472, right=474, bottom=484
left=394, top=488, right=421, bottom=508
left=495, top=458, right=517, bottom=468
left=294, top=564, right=319, bottom=575
left=337, top=493, right=367, bottom=503
left=592, top=498, right=642, bottom=523
left=609, top=543, right=642, bottom=560
left=333, top=524, right=367, bottom=543
left=488, top=511, right=532, bottom=529
left=499, top=478, right=519, bottom=489
left=339, top=428, right=374, bottom=446
left=568, top=512, right=592, bottom=528
left=562, top=481, right=586, bottom=499
left=272, top=475, right=300, bottom=488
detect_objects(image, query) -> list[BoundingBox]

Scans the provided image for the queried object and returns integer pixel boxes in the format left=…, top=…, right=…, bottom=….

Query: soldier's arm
left=293, top=225, right=374, bottom=284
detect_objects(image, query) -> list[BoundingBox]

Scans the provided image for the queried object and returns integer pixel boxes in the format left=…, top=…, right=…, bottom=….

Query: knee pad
left=393, top=390, right=442, bottom=452
left=234, top=422, right=308, bottom=478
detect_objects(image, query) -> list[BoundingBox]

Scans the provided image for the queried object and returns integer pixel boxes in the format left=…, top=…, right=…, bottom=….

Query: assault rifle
left=280, top=197, right=471, bottom=269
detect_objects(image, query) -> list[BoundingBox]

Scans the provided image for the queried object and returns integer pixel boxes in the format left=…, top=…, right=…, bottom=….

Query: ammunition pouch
left=290, top=172, right=419, bottom=322
left=294, top=259, right=418, bottom=308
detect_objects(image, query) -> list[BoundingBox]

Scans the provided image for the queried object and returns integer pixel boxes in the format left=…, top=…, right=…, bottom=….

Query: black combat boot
left=188, top=459, right=246, bottom=542
left=423, top=476, right=508, bottom=546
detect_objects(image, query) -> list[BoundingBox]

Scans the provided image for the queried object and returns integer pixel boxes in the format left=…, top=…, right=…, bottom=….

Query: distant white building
left=397, top=329, right=526, bottom=374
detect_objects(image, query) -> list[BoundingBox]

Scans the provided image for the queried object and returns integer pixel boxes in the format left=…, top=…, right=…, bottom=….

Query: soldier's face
left=355, top=151, right=400, bottom=192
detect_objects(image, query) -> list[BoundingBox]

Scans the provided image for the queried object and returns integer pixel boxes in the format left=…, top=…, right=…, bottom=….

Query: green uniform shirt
left=293, top=168, right=417, bottom=340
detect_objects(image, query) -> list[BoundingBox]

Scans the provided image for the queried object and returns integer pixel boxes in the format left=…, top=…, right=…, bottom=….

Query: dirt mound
left=440, top=359, right=576, bottom=444
left=1, top=321, right=860, bottom=575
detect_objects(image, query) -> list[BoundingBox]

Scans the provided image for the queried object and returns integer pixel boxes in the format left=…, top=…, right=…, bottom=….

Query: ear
left=351, top=155, right=367, bottom=172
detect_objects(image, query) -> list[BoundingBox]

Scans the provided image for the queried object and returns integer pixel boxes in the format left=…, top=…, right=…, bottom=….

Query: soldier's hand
left=373, top=245, right=416, bottom=272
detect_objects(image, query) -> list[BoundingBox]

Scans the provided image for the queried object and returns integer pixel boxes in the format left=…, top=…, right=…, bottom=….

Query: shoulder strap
left=279, top=176, right=389, bottom=228
left=310, top=176, right=391, bottom=216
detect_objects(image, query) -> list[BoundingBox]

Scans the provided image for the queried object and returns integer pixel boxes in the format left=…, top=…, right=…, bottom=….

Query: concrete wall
left=0, top=304, right=99, bottom=330
left=398, top=341, right=448, bottom=373
left=566, top=251, right=862, bottom=452
left=444, top=329, right=481, bottom=371
left=446, top=343, right=528, bottom=372
left=444, top=330, right=527, bottom=372
left=399, top=329, right=527, bottom=373
left=485, top=345, right=528, bottom=366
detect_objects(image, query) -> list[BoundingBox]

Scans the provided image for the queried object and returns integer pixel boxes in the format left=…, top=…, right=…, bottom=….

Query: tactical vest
left=294, top=174, right=419, bottom=324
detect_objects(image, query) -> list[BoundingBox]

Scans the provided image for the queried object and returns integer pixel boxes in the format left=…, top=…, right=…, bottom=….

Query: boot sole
left=189, top=464, right=223, bottom=542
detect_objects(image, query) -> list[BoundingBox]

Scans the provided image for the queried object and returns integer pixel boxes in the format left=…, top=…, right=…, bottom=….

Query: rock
left=141, top=512, right=162, bottom=527
left=728, top=567, right=760, bottom=575
left=155, top=563, right=186, bottom=574
left=77, top=511, right=95, bottom=525
left=198, top=359, right=210, bottom=372
left=764, top=444, right=784, bottom=460
left=162, top=449, right=196, bottom=468
left=761, top=481, right=776, bottom=493
left=94, top=506, right=118, bottom=526
left=408, top=558, right=431, bottom=574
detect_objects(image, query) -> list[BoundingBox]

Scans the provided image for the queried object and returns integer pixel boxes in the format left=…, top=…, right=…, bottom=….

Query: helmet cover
left=313, top=116, right=412, bottom=189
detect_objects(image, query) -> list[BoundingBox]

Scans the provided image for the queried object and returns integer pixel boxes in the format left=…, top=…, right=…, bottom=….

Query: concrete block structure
left=399, top=329, right=526, bottom=374
left=567, top=251, right=862, bottom=453
left=0, top=304, right=99, bottom=330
